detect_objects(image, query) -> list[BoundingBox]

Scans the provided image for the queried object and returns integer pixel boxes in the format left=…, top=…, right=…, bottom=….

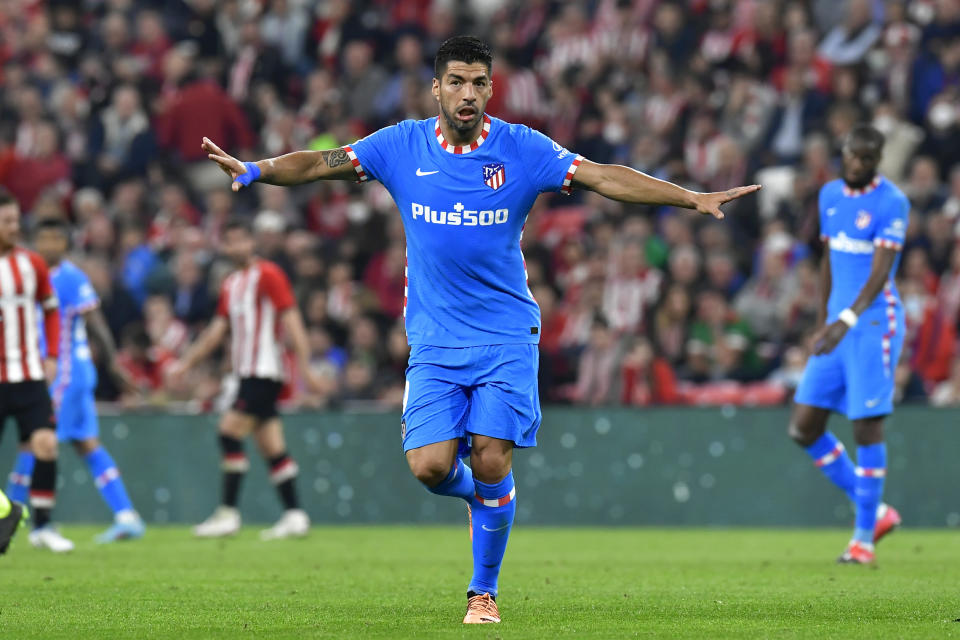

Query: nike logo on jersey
left=416, top=168, right=439, bottom=176
left=481, top=523, right=510, bottom=532
left=826, top=207, right=837, bottom=216
left=865, top=398, right=881, bottom=408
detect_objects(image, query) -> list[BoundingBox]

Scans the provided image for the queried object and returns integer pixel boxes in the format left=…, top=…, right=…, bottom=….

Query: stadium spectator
left=144, top=294, right=189, bottom=357
left=5, top=120, right=71, bottom=213
left=818, top=0, right=881, bottom=65
left=171, top=251, right=211, bottom=325
left=687, top=289, right=761, bottom=382
left=0, top=0, right=958, bottom=409
left=620, top=335, right=678, bottom=406
left=569, top=315, right=621, bottom=406
left=86, top=84, right=155, bottom=190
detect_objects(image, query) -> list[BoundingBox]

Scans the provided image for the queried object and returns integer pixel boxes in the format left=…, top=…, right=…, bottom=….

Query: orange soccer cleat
left=463, top=593, right=501, bottom=624
left=873, top=503, right=902, bottom=543
left=837, top=540, right=876, bottom=564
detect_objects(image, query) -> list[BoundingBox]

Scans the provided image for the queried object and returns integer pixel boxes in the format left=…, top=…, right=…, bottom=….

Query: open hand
left=691, top=184, right=762, bottom=220
left=202, top=137, right=252, bottom=192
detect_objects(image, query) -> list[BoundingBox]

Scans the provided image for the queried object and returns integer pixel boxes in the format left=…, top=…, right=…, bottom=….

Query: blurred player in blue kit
left=790, top=124, right=908, bottom=564
left=201, top=36, right=758, bottom=623
left=6, top=218, right=145, bottom=544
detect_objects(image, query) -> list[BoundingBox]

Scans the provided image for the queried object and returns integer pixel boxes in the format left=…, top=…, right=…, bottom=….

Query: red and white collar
left=842, top=175, right=882, bottom=197
left=435, top=114, right=491, bottom=154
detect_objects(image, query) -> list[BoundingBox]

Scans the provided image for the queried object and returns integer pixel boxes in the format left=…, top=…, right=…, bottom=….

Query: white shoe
left=260, top=509, right=310, bottom=541
left=193, top=506, right=241, bottom=538
left=29, top=526, right=75, bottom=553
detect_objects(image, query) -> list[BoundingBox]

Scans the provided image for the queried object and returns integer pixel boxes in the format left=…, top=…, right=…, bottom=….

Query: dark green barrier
left=1, top=407, right=957, bottom=527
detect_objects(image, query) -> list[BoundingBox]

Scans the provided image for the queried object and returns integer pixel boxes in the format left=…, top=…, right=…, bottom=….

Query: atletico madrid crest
left=856, top=210, right=872, bottom=229
left=483, top=163, right=506, bottom=190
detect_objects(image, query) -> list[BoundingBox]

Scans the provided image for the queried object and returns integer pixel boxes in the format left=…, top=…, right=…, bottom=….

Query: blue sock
left=853, top=443, right=886, bottom=545
left=469, top=471, right=516, bottom=598
left=805, top=432, right=857, bottom=502
left=6, top=450, right=35, bottom=504
left=85, top=447, right=134, bottom=515
left=426, top=458, right=474, bottom=503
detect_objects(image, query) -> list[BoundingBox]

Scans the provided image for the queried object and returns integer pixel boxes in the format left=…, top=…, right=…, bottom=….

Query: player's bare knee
left=406, top=452, right=450, bottom=487
left=220, top=411, right=253, bottom=439
left=470, top=447, right=511, bottom=484
left=74, top=438, right=99, bottom=456
left=787, top=420, right=816, bottom=446
left=852, top=419, right=884, bottom=446
left=31, top=428, right=58, bottom=460
left=787, top=408, right=826, bottom=447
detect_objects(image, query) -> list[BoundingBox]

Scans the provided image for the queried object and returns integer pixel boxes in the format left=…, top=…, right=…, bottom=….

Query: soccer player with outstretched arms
left=790, top=124, right=908, bottom=564
left=201, top=36, right=758, bottom=623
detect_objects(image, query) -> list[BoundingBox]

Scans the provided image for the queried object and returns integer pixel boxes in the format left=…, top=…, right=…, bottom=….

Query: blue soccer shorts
left=794, top=315, right=905, bottom=420
left=401, top=344, right=542, bottom=453
left=53, top=383, right=99, bottom=442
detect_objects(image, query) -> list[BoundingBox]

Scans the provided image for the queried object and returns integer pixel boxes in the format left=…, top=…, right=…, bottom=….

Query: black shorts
left=232, top=377, right=283, bottom=420
left=0, top=381, right=56, bottom=443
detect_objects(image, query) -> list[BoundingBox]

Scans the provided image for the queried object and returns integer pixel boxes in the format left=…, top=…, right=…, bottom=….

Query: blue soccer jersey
left=819, top=176, right=909, bottom=323
left=795, top=176, right=910, bottom=419
left=47, top=260, right=100, bottom=395
left=346, top=114, right=582, bottom=347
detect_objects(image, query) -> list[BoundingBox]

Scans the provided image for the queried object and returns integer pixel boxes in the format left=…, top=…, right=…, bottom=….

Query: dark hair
left=434, top=36, right=492, bottom=79
left=0, top=186, right=17, bottom=209
left=34, top=217, right=70, bottom=237
left=847, top=123, right=885, bottom=152
left=223, top=218, right=252, bottom=235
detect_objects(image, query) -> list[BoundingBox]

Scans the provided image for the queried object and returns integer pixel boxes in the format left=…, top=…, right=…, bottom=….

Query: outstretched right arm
left=202, top=138, right=356, bottom=191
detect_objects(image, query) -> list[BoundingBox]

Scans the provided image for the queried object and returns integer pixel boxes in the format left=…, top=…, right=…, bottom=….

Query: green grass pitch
left=0, top=526, right=957, bottom=639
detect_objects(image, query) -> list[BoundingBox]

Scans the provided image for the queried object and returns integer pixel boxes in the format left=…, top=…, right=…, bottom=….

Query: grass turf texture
left=0, top=527, right=957, bottom=639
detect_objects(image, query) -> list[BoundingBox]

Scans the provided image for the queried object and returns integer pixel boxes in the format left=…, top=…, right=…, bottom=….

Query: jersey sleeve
left=517, top=126, right=583, bottom=195
left=216, top=279, right=230, bottom=317
left=817, top=184, right=831, bottom=243
left=259, top=263, right=295, bottom=312
left=74, top=271, right=100, bottom=313
left=344, top=122, right=408, bottom=186
left=873, top=190, right=909, bottom=250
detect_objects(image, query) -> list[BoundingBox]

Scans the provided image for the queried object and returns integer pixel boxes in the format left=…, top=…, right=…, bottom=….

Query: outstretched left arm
left=571, top=159, right=760, bottom=219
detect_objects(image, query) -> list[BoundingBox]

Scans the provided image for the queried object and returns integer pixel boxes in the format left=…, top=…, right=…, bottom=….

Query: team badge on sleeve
left=483, top=163, right=506, bottom=190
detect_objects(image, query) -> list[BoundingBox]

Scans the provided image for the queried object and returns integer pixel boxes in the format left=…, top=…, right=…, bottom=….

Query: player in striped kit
left=169, top=220, right=323, bottom=540
left=0, top=188, right=72, bottom=552
left=199, top=36, right=758, bottom=623
left=6, top=218, right=145, bottom=543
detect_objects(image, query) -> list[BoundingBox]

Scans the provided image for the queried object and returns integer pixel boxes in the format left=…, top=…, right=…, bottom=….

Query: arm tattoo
left=321, top=149, right=351, bottom=169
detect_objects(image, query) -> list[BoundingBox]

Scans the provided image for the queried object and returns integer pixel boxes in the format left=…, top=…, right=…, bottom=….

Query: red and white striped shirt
left=217, top=259, right=294, bottom=381
left=0, top=247, right=59, bottom=383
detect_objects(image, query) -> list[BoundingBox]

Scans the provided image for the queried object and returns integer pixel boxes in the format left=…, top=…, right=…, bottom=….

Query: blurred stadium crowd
left=0, top=0, right=959, bottom=410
